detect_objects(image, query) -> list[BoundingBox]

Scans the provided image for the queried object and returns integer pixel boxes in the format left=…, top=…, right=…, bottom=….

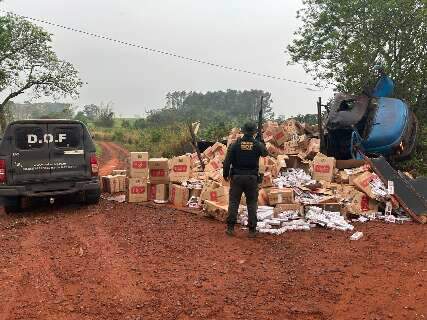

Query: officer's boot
left=248, top=228, right=257, bottom=238
left=225, top=225, right=234, bottom=236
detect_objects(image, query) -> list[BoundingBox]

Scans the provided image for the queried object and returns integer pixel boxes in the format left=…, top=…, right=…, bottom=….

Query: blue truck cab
left=324, top=82, right=418, bottom=160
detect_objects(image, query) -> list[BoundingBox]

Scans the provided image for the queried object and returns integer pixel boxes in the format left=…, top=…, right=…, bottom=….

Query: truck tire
left=4, top=196, right=22, bottom=214
left=85, top=189, right=101, bottom=205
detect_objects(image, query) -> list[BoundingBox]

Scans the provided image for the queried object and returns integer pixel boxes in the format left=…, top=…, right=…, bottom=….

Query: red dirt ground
left=0, top=142, right=425, bottom=320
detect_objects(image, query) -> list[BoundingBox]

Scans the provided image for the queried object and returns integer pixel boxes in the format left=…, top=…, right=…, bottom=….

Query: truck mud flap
left=368, top=156, right=427, bottom=224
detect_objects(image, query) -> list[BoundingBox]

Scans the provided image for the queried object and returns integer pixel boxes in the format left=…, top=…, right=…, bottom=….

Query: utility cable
left=0, top=8, right=329, bottom=89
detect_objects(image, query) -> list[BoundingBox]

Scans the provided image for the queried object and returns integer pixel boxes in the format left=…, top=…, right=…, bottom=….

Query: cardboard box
left=149, top=158, right=170, bottom=183
left=308, top=202, right=342, bottom=213
left=336, top=170, right=349, bottom=184
left=274, top=203, right=303, bottom=217
left=266, top=142, right=281, bottom=157
left=116, top=175, right=126, bottom=192
left=126, top=178, right=148, bottom=203
left=268, top=188, right=294, bottom=205
left=353, top=171, right=379, bottom=200
left=298, top=134, right=310, bottom=150
left=169, top=184, right=189, bottom=207
left=304, top=138, right=320, bottom=160
left=261, top=171, right=273, bottom=188
left=272, top=127, right=289, bottom=146
left=203, top=146, right=215, bottom=159
left=211, top=142, right=227, bottom=160
left=283, top=140, right=300, bottom=155
left=112, top=169, right=127, bottom=176
left=149, top=184, right=168, bottom=201
left=276, top=155, right=288, bottom=169
left=205, top=157, right=223, bottom=172
left=190, top=188, right=202, bottom=198
left=204, top=200, right=229, bottom=222
left=129, top=152, right=149, bottom=178
left=201, top=185, right=226, bottom=203
left=169, top=155, right=191, bottom=182
left=102, top=175, right=126, bottom=194
left=312, top=153, right=336, bottom=182
left=283, top=119, right=302, bottom=135
left=346, top=191, right=379, bottom=215
left=102, top=175, right=117, bottom=194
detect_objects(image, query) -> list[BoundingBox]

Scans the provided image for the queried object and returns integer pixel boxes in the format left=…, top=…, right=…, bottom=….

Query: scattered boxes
left=345, top=191, right=379, bottom=215
left=118, top=118, right=409, bottom=230
left=353, top=171, right=379, bottom=200
left=312, top=153, right=336, bottom=182
left=204, top=200, right=229, bottom=222
left=102, top=175, right=126, bottom=194
left=201, top=185, right=227, bottom=203
left=169, top=184, right=190, bottom=207
left=274, top=203, right=303, bottom=217
left=268, top=188, right=294, bottom=205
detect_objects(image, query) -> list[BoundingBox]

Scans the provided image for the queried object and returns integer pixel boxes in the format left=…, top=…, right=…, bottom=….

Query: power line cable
left=0, top=8, right=329, bottom=89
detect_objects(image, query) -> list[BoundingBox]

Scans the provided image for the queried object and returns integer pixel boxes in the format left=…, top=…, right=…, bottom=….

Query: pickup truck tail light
left=0, top=160, right=6, bottom=183
left=90, top=154, right=99, bottom=176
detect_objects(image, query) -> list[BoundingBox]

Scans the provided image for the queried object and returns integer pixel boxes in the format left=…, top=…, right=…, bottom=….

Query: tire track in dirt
left=0, top=224, right=69, bottom=320
left=65, top=213, right=147, bottom=304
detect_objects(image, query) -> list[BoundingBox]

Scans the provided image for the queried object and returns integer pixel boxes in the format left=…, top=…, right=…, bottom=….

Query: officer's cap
left=242, top=122, right=257, bottom=134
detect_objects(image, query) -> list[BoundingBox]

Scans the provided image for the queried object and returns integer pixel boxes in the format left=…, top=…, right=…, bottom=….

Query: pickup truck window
left=15, top=127, right=44, bottom=150
left=53, top=127, right=79, bottom=148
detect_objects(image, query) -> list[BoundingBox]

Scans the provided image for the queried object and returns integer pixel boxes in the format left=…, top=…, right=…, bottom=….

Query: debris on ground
left=350, top=231, right=364, bottom=240
left=99, top=119, right=426, bottom=236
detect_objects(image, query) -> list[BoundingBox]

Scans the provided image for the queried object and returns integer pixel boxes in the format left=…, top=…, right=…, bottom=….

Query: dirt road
left=0, top=142, right=425, bottom=320
left=97, top=141, right=129, bottom=176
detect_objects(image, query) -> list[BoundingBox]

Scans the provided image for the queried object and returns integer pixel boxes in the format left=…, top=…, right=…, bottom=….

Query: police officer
left=223, top=122, right=268, bottom=238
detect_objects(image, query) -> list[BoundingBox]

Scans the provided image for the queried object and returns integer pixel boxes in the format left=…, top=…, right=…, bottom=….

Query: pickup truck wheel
left=85, top=189, right=101, bottom=205
left=4, top=196, right=22, bottom=214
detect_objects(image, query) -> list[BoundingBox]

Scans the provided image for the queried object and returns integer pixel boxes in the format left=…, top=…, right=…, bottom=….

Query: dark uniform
left=223, top=123, right=268, bottom=237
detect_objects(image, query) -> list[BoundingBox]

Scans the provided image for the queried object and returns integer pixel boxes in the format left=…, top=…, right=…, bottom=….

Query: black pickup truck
left=0, top=119, right=101, bottom=213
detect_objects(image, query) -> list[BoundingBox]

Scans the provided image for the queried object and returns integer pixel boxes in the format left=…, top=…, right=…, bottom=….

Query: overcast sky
left=1, top=0, right=333, bottom=117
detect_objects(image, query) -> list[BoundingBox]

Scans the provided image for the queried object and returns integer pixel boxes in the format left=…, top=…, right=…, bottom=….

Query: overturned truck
left=323, top=92, right=418, bottom=161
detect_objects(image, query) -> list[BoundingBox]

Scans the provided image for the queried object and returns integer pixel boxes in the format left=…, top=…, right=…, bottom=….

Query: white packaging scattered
left=355, top=216, right=369, bottom=223
left=305, top=206, right=354, bottom=231
left=181, top=179, right=204, bottom=189
left=387, top=180, right=395, bottom=195
left=187, top=196, right=201, bottom=209
left=385, top=201, right=393, bottom=215
left=369, top=177, right=390, bottom=201
left=273, top=169, right=315, bottom=188
left=384, top=215, right=396, bottom=223
left=350, top=231, right=363, bottom=240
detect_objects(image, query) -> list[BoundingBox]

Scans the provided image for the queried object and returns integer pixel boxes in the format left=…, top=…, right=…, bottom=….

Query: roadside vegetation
left=90, top=90, right=273, bottom=157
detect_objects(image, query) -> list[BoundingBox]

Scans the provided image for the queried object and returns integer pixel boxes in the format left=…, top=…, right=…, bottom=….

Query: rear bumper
left=0, top=179, right=100, bottom=197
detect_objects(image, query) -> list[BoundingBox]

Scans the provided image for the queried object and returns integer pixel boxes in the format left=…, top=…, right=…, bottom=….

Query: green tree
left=83, top=104, right=100, bottom=120
left=288, top=0, right=427, bottom=111
left=74, top=111, right=89, bottom=124
left=0, top=14, right=82, bottom=131
left=95, top=103, right=114, bottom=127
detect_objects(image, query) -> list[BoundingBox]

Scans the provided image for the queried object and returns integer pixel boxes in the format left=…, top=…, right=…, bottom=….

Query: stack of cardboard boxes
left=126, top=152, right=149, bottom=202
left=99, top=118, right=408, bottom=226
